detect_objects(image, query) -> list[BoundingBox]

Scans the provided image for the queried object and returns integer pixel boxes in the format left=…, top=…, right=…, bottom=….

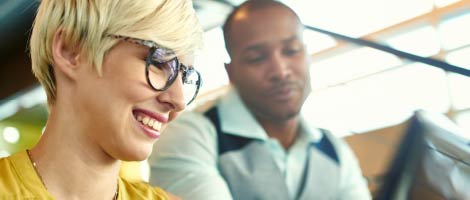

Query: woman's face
left=74, top=40, right=190, bottom=161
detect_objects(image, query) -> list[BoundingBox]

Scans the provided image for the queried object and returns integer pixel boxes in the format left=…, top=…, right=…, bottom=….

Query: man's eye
left=283, top=47, right=301, bottom=56
left=244, top=55, right=265, bottom=63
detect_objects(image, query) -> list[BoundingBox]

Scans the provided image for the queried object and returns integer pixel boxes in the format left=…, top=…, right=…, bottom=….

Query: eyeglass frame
left=107, top=34, right=202, bottom=105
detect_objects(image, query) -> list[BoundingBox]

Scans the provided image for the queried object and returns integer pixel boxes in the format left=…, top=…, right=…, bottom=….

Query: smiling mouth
left=135, top=113, right=162, bottom=132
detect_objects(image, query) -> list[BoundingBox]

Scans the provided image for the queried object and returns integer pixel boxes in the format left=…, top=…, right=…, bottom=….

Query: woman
left=0, top=0, right=202, bottom=199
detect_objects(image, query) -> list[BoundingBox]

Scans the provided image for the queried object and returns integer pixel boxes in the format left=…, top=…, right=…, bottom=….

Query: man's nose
left=268, top=53, right=291, bottom=81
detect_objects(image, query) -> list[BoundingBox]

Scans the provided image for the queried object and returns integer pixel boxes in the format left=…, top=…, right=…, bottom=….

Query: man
left=149, top=0, right=371, bottom=199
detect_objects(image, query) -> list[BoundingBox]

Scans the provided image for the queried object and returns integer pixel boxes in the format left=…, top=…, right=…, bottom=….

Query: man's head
left=30, top=0, right=203, bottom=108
left=223, top=0, right=311, bottom=123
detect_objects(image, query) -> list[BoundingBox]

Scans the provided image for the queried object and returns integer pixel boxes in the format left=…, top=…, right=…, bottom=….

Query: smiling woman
left=0, top=0, right=202, bottom=199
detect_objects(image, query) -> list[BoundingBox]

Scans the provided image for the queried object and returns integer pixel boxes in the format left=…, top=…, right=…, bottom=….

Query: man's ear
left=224, top=62, right=234, bottom=83
left=51, top=29, right=81, bottom=81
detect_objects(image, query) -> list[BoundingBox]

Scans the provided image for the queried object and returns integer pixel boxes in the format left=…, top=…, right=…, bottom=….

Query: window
left=385, top=25, right=440, bottom=57
left=439, top=12, right=470, bottom=50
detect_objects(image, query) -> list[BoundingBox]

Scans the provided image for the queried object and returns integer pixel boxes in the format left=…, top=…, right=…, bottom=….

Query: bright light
left=140, top=160, right=150, bottom=182
left=304, top=63, right=449, bottom=133
left=434, top=0, right=461, bottom=8
left=447, top=46, right=470, bottom=70
left=439, top=13, right=470, bottom=50
left=447, top=73, right=470, bottom=110
left=303, top=30, right=337, bottom=54
left=455, top=112, right=470, bottom=140
left=0, top=150, right=10, bottom=158
left=193, top=27, right=230, bottom=94
left=3, top=127, right=20, bottom=144
left=284, top=0, right=433, bottom=37
left=386, top=26, right=440, bottom=57
left=310, top=47, right=402, bottom=89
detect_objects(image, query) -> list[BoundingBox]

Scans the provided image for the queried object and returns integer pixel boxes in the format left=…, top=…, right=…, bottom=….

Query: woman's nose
left=156, top=75, right=186, bottom=112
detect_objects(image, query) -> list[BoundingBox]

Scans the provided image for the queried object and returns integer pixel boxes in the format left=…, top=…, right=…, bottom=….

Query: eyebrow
left=242, top=35, right=301, bottom=52
left=282, top=35, right=302, bottom=44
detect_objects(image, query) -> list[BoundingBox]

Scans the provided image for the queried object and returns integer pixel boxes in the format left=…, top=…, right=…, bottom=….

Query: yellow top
left=0, top=151, right=169, bottom=200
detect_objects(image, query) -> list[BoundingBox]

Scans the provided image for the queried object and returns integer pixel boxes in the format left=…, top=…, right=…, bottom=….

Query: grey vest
left=205, top=107, right=341, bottom=200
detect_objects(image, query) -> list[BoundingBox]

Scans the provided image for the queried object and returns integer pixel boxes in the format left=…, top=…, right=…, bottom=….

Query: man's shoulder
left=159, top=103, right=220, bottom=147
left=319, top=128, right=346, bottom=143
left=315, top=128, right=360, bottom=166
left=301, top=121, right=351, bottom=146
left=192, top=97, right=220, bottom=113
left=173, top=100, right=222, bottom=126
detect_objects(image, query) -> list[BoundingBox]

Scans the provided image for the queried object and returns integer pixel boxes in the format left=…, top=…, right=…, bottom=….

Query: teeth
left=152, top=121, right=161, bottom=130
left=136, top=114, right=162, bottom=131
left=142, top=117, right=150, bottom=125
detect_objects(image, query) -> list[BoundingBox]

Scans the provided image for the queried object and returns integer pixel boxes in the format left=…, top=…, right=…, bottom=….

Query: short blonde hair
left=30, top=0, right=203, bottom=108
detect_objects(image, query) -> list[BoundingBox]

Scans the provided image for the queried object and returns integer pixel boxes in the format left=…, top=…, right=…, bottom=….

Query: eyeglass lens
left=146, top=49, right=200, bottom=105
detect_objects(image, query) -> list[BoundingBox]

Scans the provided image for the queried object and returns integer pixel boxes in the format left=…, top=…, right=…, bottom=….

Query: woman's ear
left=51, top=29, right=82, bottom=81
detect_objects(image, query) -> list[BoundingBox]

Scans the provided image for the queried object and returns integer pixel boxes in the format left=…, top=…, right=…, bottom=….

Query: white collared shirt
left=149, top=88, right=371, bottom=200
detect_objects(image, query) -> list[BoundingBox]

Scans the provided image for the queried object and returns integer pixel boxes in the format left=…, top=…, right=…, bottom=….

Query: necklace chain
left=26, top=149, right=48, bottom=190
left=26, top=149, right=119, bottom=200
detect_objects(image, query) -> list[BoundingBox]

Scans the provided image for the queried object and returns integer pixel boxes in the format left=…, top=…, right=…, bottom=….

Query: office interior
left=1, top=0, right=469, bottom=199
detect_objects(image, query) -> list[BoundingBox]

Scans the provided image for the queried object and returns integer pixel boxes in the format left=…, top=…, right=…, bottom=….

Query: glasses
left=108, top=35, right=202, bottom=105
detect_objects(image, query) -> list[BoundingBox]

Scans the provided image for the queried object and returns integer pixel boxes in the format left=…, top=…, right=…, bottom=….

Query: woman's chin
left=118, top=147, right=152, bottom=162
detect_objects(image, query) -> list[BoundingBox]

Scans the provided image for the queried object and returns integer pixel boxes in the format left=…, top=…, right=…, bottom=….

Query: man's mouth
left=267, top=81, right=299, bottom=95
left=266, top=83, right=299, bottom=100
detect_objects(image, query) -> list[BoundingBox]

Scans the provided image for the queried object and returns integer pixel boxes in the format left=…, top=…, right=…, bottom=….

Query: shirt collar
left=217, top=88, right=324, bottom=142
left=298, top=117, right=323, bottom=143
left=218, top=88, right=268, bottom=140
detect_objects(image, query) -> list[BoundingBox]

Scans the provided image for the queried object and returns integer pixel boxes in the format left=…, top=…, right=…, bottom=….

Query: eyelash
left=284, top=48, right=300, bottom=55
left=246, top=56, right=265, bottom=63
left=245, top=47, right=301, bottom=63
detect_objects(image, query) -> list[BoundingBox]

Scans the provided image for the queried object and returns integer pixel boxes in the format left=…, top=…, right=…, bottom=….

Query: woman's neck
left=29, top=108, right=121, bottom=200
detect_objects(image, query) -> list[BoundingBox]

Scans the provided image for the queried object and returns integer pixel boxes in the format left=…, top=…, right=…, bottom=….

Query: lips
left=132, top=109, right=168, bottom=139
left=266, top=82, right=299, bottom=101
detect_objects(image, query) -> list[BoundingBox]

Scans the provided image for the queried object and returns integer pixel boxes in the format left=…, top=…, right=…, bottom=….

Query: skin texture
left=70, top=38, right=186, bottom=161
left=29, top=30, right=187, bottom=200
left=225, top=4, right=312, bottom=149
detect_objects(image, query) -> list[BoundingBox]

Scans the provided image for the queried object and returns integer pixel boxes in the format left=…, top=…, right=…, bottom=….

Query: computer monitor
left=375, top=110, right=470, bottom=200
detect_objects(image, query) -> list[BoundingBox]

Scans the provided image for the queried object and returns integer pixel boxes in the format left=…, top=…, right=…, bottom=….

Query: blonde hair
left=30, top=0, right=203, bottom=108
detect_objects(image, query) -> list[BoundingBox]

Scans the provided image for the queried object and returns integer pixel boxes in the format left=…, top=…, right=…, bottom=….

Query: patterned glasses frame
left=107, top=34, right=202, bottom=105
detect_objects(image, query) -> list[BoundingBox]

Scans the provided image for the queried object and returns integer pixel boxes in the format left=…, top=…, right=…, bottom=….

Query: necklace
left=26, top=149, right=119, bottom=200
left=26, top=149, right=48, bottom=190
left=114, top=180, right=119, bottom=200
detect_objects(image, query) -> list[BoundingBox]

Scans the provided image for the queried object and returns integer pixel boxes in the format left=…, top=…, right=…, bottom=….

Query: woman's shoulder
left=0, top=152, right=52, bottom=199
left=119, top=178, right=179, bottom=200
left=0, top=152, right=28, bottom=190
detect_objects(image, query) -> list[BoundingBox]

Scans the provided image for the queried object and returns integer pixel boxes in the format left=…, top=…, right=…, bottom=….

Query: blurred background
left=1, top=0, right=469, bottom=197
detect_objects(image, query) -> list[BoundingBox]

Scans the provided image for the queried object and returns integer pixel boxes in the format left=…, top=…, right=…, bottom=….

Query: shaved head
left=223, top=0, right=302, bottom=56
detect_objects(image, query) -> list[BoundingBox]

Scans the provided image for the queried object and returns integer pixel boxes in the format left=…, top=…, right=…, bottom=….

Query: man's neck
left=259, top=117, right=300, bottom=150
left=29, top=107, right=120, bottom=200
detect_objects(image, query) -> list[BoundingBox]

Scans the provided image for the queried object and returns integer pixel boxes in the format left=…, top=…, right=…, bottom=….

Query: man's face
left=226, top=5, right=311, bottom=123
